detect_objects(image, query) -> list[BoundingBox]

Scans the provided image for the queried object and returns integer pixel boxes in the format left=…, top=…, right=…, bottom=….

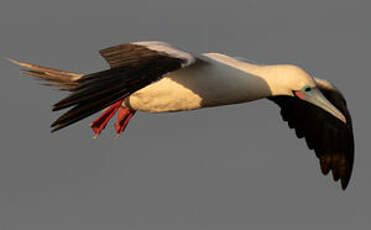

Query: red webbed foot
left=115, top=106, right=136, bottom=138
left=90, top=99, right=124, bottom=138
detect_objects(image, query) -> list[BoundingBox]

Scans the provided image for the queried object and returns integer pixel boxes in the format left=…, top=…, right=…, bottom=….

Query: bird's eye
left=302, top=86, right=313, bottom=94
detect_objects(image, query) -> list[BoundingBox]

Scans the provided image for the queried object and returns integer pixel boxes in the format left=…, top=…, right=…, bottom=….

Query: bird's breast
left=127, top=76, right=203, bottom=112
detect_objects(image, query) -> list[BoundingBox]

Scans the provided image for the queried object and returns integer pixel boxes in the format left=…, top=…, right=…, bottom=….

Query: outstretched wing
left=51, top=41, right=196, bottom=132
left=269, top=78, right=354, bottom=190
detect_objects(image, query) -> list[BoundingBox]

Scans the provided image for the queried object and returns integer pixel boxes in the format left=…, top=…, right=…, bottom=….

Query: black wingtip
left=50, top=122, right=69, bottom=133
left=50, top=128, right=58, bottom=133
left=341, top=175, right=351, bottom=191
left=50, top=122, right=60, bottom=132
left=341, top=181, right=348, bottom=191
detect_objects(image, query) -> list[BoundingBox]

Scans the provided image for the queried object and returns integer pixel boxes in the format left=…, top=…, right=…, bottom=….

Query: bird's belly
left=127, top=77, right=203, bottom=113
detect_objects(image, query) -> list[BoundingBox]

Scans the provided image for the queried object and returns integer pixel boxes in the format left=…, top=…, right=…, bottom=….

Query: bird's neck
left=202, top=53, right=291, bottom=97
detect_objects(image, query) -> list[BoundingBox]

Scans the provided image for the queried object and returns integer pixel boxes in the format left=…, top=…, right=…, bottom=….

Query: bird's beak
left=294, top=88, right=346, bottom=123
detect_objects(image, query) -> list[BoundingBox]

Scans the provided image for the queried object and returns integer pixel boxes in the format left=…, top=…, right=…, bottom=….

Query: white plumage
left=8, top=41, right=354, bottom=190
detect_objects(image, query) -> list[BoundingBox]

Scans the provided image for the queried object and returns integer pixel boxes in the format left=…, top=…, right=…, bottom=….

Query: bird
left=8, top=41, right=354, bottom=190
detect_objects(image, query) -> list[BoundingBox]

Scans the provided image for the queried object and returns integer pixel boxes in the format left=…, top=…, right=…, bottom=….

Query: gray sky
left=1, top=0, right=370, bottom=229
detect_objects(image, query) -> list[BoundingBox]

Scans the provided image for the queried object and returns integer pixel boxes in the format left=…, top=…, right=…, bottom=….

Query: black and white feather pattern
left=51, top=42, right=195, bottom=132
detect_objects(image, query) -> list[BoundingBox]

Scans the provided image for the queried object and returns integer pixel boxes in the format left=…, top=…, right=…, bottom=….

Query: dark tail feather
left=9, top=50, right=179, bottom=132
left=50, top=60, right=163, bottom=132
left=50, top=89, right=130, bottom=132
left=8, top=58, right=136, bottom=132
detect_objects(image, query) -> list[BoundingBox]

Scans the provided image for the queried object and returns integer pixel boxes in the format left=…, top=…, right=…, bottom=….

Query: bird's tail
left=8, top=58, right=135, bottom=137
left=7, top=58, right=83, bottom=91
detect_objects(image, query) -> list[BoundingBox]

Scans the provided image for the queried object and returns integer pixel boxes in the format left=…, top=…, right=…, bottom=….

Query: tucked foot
left=90, top=99, right=124, bottom=138
left=115, top=106, right=136, bottom=138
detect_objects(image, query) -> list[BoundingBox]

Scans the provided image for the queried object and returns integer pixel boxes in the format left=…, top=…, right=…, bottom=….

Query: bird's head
left=266, top=64, right=346, bottom=123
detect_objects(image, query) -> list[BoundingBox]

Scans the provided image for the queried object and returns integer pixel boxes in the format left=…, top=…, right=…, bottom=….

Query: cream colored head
left=258, top=64, right=346, bottom=123
left=260, top=64, right=316, bottom=96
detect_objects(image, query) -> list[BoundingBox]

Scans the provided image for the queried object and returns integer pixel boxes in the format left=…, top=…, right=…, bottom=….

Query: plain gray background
left=0, top=0, right=370, bottom=229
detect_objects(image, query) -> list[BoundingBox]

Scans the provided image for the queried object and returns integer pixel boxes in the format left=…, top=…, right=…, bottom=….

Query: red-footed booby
left=8, top=41, right=354, bottom=190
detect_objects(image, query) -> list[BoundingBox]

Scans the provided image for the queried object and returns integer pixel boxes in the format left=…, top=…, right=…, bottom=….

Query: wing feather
left=269, top=79, right=354, bottom=190
left=51, top=42, right=195, bottom=132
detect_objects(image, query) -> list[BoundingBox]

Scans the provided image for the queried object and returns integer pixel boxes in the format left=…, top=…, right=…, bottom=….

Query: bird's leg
left=90, top=99, right=125, bottom=138
left=115, top=106, right=136, bottom=138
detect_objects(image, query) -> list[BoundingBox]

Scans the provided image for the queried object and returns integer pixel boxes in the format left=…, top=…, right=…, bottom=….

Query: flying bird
left=8, top=41, right=354, bottom=190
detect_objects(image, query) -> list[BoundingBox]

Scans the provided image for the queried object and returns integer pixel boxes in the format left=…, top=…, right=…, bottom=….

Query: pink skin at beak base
left=294, top=91, right=306, bottom=100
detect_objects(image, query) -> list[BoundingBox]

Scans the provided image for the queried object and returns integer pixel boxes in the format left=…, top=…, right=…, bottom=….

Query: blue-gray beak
left=294, top=88, right=346, bottom=123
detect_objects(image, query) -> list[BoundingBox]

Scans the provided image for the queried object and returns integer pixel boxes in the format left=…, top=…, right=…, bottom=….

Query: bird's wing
left=51, top=41, right=196, bottom=132
left=269, top=78, right=354, bottom=190
left=233, top=57, right=262, bottom=65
